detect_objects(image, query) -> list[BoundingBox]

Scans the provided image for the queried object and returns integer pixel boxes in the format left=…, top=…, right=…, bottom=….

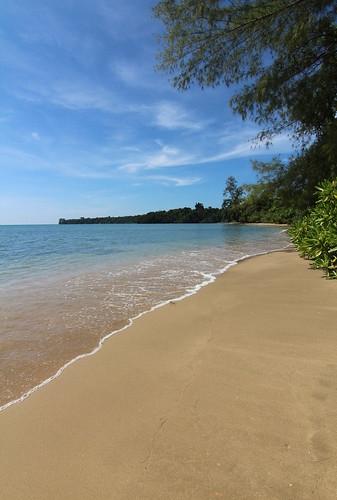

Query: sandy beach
left=1, top=250, right=337, bottom=499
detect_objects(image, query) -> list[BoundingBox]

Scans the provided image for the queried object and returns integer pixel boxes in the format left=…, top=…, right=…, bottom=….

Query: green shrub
left=289, top=179, right=337, bottom=278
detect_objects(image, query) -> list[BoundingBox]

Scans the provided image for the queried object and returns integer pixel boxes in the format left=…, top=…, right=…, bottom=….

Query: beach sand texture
left=1, top=251, right=337, bottom=499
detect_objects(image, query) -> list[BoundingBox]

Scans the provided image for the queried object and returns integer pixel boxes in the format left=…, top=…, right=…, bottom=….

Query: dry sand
left=1, top=251, right=337, bottom=500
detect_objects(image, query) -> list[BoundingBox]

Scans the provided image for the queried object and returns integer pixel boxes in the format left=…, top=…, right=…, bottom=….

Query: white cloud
left=202, top=132, right=292, bottom=163
left=50, top=83, right=116, bottom=112
left=118, top=131, right=292, bottom=175
left=153, top=102, right=207, bottom=131
left=120, top=145, right=142, bottom=152
left=119, top=143, right=195, bottom=173
left=110, top=58, right=172, bottom=93
left=0, top=126, right=293, bottom=184
left=146, top=175, right=201, bottom=187
left=10, top=74, right=125, bottom=114
left=216, top=126, right=257, bottom=145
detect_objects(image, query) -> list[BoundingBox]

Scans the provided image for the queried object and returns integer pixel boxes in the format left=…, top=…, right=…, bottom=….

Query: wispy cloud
left=50, top=82, right=117, bottom=112
left=110, top=60, right=158, bottom=89
left=10, top=71, right=203, bottom=134
left=145, top=175, right=201, bottom=187
left=120, top=143, right=194, bottom=173
left=152, top=102, right=207, bottom=131
left=202, top=132, right=292, bottom=163
left=13, top=80, right=121, bottom=113
left=0, top=126, right=292, bottom=186
left=110, top=57, right=173, bottom=93
left=118, top=132, right=292, bottom=174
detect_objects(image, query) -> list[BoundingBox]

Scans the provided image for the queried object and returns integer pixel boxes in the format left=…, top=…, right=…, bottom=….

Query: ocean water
left=0, top=223, right=289, bottom=410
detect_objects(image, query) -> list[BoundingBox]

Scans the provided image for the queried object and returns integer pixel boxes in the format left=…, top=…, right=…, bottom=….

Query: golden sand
left=1, top=251, right=337, bottom=499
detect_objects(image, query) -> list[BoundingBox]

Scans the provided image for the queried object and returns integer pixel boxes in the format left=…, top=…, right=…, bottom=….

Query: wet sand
left=1, top=250, right=337, bottom=499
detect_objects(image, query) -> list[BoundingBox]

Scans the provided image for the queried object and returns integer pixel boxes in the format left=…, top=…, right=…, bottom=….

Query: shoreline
left=1, top=249, right=337, bottom=499
left=225, top=222, right=288, bottom=227
left=0, top=244, right=290, bottom=415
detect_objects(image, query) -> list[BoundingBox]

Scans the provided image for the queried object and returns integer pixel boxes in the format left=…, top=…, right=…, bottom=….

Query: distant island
left=59, top=203, right=222, bottom=224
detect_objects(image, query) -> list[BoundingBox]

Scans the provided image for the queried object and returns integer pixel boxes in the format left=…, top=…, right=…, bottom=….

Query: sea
left=0, top=223, right=289, bottom=411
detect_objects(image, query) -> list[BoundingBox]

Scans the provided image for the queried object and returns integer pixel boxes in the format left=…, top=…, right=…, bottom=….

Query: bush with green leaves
left=289, top=179, right=337, bottom=278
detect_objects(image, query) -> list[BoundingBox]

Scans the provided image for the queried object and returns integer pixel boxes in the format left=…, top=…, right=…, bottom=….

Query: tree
left=240, top=158, right=298, bottom=222
left=154, top=0, right=337, bottom=141
left=194, top=201, right=205, bottom=220
left=222, top=176, right=244, bottom=221
left=220, top=160, right=313, bottom=224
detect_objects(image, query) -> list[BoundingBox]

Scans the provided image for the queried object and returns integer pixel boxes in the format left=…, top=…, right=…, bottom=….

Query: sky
left=0, top=0, right=293, bottom=224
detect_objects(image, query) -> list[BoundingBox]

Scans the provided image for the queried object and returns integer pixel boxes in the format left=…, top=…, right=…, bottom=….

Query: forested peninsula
left=59, top=203, right=222, bottom=224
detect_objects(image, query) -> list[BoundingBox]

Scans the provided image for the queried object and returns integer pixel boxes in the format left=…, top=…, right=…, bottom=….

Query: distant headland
left=59, top=203, right=222, bottom=224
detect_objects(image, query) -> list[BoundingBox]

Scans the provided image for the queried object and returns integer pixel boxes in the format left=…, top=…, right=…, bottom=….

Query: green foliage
left=59, top=203, right=223, bottom=224
left=222, top=176, right=244, bottom=221
left=154, top=0, right=337, bottom=141
left=222, top=158, right=307, bottom=224
left=289, top=179, right=337, bottom=278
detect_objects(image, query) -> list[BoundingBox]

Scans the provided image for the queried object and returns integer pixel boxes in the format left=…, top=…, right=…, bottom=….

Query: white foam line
left=0, top=244, right=291, bottom=415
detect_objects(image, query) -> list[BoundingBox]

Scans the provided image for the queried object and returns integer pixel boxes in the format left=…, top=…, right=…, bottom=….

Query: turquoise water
left=0, top=223, right=286, bottom=284
left=0, top=223, right=289, bottom=409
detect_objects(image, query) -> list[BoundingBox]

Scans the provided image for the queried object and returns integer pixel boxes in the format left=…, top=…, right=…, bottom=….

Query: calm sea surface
left=0, top=223, right=289, bottom=409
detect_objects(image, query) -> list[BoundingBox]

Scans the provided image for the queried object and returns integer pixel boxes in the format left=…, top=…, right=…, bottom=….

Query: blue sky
left=0, top=0, right=293, bottom=224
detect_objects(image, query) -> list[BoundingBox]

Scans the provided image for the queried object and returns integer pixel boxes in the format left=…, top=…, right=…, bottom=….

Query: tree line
left=59, top=203, right=223, bottom=224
